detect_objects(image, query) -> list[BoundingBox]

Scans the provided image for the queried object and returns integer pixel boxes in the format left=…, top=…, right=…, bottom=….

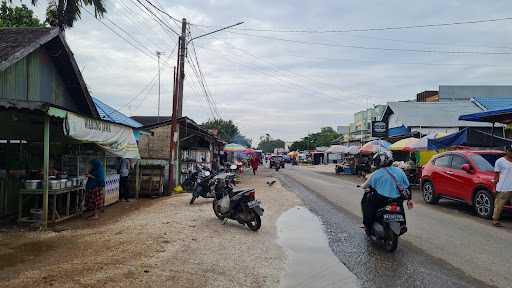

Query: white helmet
left=372, top=150, right=393, bottom=168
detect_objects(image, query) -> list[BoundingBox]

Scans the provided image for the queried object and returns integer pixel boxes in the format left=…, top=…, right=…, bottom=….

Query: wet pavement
left=277, top=206, right=359, bottom=288
left=277, top=168, right=499, bottom=288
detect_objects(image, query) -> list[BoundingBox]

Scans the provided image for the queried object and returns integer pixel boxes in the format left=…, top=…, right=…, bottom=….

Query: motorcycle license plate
left=247, top=200, right=260, bottom=208
left=383, top=214, right=404, bottom=222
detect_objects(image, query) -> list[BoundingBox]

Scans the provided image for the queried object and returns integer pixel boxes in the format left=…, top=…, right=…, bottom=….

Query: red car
left=421, top=150, right=511, bottom=219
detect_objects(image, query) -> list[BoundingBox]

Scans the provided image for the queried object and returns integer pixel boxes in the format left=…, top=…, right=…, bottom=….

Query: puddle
left=277, top=206, right=359, bottom=288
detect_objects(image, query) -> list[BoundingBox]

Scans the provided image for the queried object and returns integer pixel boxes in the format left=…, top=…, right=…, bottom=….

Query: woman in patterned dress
left=85, top=159, right=106, bottom=220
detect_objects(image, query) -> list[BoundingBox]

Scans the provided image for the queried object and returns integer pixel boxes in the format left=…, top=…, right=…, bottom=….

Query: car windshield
left=469, top=154, right=502, bottom=171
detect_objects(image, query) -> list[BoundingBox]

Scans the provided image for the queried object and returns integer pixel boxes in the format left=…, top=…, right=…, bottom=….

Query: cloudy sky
left=31, top=0, right=512, bottom=143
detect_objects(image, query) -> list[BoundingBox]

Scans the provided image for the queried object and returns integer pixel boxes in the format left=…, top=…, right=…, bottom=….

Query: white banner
left=65, top=112, right=140, bottom=159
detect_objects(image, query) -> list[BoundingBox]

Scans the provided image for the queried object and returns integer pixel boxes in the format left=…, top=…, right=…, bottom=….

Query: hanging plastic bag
left=219, top=194, right=231, bottom=213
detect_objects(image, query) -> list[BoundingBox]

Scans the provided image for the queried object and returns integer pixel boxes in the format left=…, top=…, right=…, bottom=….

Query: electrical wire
left=133, top=0, right=180, bottom=36
left=191, top=16, right=512, bottom=33
left=186, top=59, right=218, bottom=118
left=143, top=0, right=181, bottom=23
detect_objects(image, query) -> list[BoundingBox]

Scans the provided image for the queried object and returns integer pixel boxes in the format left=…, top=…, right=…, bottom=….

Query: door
left=430, top=155, right=453, bottom=195
left=446, top=154, right=474, bottom=202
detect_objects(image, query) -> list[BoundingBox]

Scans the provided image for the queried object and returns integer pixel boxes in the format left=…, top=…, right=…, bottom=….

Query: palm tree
left=13, top=0, right=106, bottom=30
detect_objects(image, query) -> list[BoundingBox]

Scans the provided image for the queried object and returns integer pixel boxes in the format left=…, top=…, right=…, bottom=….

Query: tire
left=384, top=231, right=398, bottom=252
left=212, top=200, right=225, bottom=220
left=473, top=189, right=494, bottom=219
left=189, top=196, right=197, bottom=205
left=246, top=214, right=261, bottom=231
left=422, top=181, right=439, bottom=204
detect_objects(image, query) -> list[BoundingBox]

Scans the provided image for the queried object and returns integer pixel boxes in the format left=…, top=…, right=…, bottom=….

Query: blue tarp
left=428, top=129, right=468, bottom=150
left=459, top=107, right=512, bottom=124
left=388, top=125, right=411, bottom=137
left=428, top=128, right=512, bottom=150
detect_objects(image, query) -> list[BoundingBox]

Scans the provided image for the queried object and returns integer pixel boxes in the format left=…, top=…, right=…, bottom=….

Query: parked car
left=421, top=150, right=511, bottom=219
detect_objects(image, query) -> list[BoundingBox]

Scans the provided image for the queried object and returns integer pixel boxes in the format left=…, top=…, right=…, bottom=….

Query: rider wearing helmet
left=361, top=150, right=413, bottom=230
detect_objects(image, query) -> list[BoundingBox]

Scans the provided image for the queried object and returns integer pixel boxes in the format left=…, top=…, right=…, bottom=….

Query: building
left=336, top=125, right=349, bottom=135
left=343, top=105, right=386, bottom=144
left=380, top=101, right=501, bottom=139
left=438, top=85, right=512, bottom=101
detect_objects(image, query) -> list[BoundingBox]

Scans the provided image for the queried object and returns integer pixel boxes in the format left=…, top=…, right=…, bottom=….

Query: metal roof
left=92, top=97, right=143, bottom=128
left=384, top=100, right=490, bottom=128
left=459, top=107, right=512, bottom=124
left=472, top=97, right=512, bottom=111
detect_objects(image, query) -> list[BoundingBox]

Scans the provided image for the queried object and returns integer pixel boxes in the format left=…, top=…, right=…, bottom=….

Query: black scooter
left=360, top=187, right=408, bottom=252
left=212, top=178, right=264, bottom=231
left=189, top=168, right=216, bottom=205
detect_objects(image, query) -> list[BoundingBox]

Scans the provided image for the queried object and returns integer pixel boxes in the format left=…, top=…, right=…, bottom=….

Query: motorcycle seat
left=230, top=188, right=255, bottom=199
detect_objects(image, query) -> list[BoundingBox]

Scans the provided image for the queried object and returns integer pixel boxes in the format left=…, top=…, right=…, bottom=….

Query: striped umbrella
left=223, top=143, right=246, bottom=152
left=360, top=140, right=391, bottom=154
left=411, top=132, right=448, bottom=150
left=389, top=137, right=421, bottom=152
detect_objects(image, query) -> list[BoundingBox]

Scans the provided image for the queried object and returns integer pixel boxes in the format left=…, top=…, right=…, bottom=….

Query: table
left=18, top=186, right=85, bottom=224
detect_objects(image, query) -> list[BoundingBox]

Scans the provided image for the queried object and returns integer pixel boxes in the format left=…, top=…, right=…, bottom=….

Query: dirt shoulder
left=0, top=170, right=301, bottom=288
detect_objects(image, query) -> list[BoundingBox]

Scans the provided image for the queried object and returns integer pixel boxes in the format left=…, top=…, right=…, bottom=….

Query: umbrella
left=347, top=146, right=361, bottom=155
left=360, top=140, right=391, bottom=154
left=411, top=132, right=447, bottom=150
left=243, top=148, right=256, bottom=154
left=389, top=138, right=421, bottom=152
left=223, top=143, right=246, bottom=152
left=325, top=145, right=348, bottom=153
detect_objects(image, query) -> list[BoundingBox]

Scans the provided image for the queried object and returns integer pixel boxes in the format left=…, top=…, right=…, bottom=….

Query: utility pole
left=167, top=19, right=244, bottom=193
left=156, top=51, right=165, bottom=123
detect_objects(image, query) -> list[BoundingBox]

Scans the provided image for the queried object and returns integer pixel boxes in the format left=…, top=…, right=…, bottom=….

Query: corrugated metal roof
left=92, top=97, right=143, bottom=128
left=472, top=97, right=512, bottom=111
left=386, top=100, right=490, bottom=128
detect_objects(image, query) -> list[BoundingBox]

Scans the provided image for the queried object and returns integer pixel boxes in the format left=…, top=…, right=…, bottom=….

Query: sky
left=28, top=1, right=512, bottom=143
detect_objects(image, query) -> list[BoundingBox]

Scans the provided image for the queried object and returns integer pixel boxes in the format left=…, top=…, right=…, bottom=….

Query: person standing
left=250, top=156, right=260, bottom=175
left=119, top=158, right=130, bottom=202
left=492, top=147, right=512, bottom=227
left=85, top=159, right=106, bottom=220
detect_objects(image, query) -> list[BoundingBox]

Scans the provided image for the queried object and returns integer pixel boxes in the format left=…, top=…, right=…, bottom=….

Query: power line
left=133, top=0, right=180, bottom=36
left=142, top=0, right=181, bottom=23
left=186, top=59, right=218, bottom=118
left=191, top=16, right=512, bottom=33
left=226, top=31, right=512, bottom=55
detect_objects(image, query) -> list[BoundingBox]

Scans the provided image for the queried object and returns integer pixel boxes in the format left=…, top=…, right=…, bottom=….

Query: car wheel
left=422, top=181, right=438, bottom=204
left=473, top=190, right=494, bottom=219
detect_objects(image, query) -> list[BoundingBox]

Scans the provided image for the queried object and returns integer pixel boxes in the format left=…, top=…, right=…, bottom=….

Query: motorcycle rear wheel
left=384, top=231, right=398, bottom=252
left=246, top=214, right=261, bottom=231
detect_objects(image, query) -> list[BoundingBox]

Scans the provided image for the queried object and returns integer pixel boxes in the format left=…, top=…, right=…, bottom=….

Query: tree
left=7, top=0, right=106, bottom=30
left=0, top=1, right=44, bottom=27
left=289, top=127, right=340, bottom=151
left=257, top=134, right=285, bottom=153
left=202, top=119, right=252, bottom=147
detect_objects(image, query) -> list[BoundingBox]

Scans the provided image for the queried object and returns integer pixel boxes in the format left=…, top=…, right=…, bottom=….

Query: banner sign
left=65, top=112, right=140, bottom=159
left=371, top=121, right=388, bottom=138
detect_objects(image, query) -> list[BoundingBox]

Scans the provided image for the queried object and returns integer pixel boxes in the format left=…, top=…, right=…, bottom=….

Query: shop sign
left=65, top=112, right=140, bottom=159
left=371, top=121, right=388, bottom=138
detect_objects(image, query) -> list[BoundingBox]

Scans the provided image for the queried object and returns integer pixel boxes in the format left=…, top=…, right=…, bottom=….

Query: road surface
left=277, top=165, right=511, bottom=288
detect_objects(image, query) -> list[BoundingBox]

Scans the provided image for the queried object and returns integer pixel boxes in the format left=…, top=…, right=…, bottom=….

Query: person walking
left=85, top=159, right=106, bottom=220
left=119, top=158, right=130, bottom=201
left=492, top=147, right=512, bottom=227
left=250, top=156, right=260, bottom=175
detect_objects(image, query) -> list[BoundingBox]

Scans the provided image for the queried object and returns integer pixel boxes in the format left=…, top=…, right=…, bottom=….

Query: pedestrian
left=85, top=159, right=106, bottom=220
left=492, top=147, right=512, bottom=227
left=119, top=158, right=130, bottom=202
left=250, top=156, right=260, bottom=175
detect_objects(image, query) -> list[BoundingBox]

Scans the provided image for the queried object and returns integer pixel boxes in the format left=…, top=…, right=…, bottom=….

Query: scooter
left=189, top=167, right=216, bottom=205
left=360, top=186, right=408, bottom=252
left=212, top=177, right=264, bottom=231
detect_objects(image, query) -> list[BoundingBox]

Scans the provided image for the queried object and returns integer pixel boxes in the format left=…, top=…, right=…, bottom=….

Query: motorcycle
left=189, top=167, right=216, bottom=205
left=212, top=177, right=264, bottom=231
left=360, top=186, right=408, bottom=252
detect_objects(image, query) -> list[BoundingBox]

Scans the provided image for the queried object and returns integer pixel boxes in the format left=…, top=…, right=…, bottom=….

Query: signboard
left=371, top=121, right=388, bottom=138
left=65, top=112, right=140, bottom=159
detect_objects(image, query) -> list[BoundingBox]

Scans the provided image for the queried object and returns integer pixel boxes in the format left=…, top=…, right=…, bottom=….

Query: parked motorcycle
left=189, top=167, right=216, bottom=205
left=212, top=177, right=264, bottom=231
left=360, top=186, right=408, bottom=252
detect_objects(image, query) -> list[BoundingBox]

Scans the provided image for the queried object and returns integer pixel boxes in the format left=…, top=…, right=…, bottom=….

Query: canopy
left=388, top=125, right=411, bottom=138
left=325, top=145, right=347, bottom=153
left=428, top=128, right=512, bottom=150
left=347, top=146, right=361, bottom=155
left=223, top=143, right=246, bottom=152
left=65, top=112, right=140, bottom=159
left=410, top=132, right=447, bottom=150
left=459, top=107, right=512, bottom=124
left=360, top=140, right=391, bottom=154
left=389, top=138, right=420, bottom=152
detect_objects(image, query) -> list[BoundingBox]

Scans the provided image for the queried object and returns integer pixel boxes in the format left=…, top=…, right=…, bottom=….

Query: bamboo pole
left=42, top=115, right=50, bottom=230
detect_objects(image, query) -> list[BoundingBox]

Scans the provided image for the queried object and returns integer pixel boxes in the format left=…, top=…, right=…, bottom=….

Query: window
left=434, top=155, right=452, bottom=168
left=469, top=154, right=500, bottom=172
left=451, top=155, right=469, bottom=170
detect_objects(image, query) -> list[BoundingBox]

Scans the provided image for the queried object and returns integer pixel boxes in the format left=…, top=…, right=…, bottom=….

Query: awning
left=459, top=107, right=512, bottom=124
left=388, top=125, right=411, bottom=137
left=428, top=128, right=512, bottom=150
left=64, top=111, right=140, bottom=159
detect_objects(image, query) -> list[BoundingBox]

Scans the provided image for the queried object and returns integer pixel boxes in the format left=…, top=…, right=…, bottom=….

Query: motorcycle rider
left=361, top=151, right=414, bottom=231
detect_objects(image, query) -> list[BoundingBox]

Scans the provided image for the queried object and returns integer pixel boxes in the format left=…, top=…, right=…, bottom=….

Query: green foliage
left=0, top=1, right=44, bottom=27
left=257, top=134, right=285, bottom=153
left=289, top=127, right=340, bottom=151
left=202, top=119, right=252, bottom=147
left=43, top=0, right=106, bottom=29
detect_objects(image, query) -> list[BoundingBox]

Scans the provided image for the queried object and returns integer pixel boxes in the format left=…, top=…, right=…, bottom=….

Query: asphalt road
left=275, top=166, right=512, bottom=288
